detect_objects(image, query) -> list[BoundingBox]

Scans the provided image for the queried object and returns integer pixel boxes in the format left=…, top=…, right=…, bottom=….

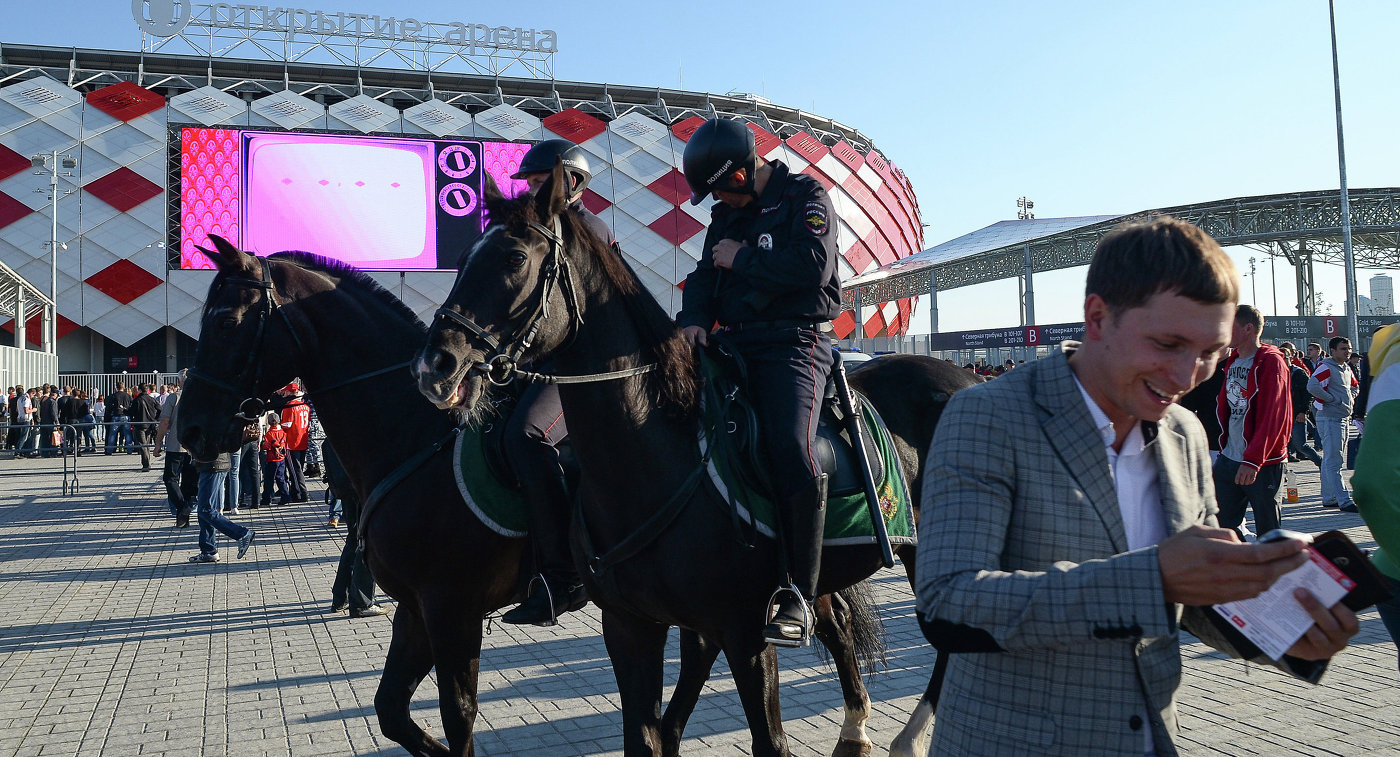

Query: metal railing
left=57, top=372, right=181, bottom=403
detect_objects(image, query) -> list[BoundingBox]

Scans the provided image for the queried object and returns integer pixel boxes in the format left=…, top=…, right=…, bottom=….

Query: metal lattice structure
left=138, top=3, right=558, bottom=79
left=848, top=188, right=1400, bottom=307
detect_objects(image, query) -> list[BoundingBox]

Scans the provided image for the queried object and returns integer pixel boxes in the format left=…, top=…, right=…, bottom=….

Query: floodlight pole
left=47, top=150, right=58, bottom=354
left=1329, top=0, right=1359, bottom=343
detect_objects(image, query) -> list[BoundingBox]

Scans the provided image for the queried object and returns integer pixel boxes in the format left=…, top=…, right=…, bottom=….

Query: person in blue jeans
left=190, top=452, right=255, bottom=563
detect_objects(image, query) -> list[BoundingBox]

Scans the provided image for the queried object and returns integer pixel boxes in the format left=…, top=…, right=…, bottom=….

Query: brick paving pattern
left=1, top=452, right=1397, bottom=755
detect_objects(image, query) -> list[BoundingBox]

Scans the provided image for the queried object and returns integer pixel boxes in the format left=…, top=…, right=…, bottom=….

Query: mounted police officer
left=501, top=138, right=617, bottom=626
left=677, top=118, right=841, bottom=646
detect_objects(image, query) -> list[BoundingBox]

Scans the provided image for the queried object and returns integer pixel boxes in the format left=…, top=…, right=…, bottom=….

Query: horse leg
left=660, top=629, right=722, bottom=757
left=722, top=632, right=788, bottom=757
left=889, top=542, right=944, bottom=757
left=602, top=609, right=669, bottom=757
left=811, top=594, right=872, bottom=757
left=423, top=604, right=485, bottom=757
left=889, top=654, right=946, bottom=757
left=375, top=606, right=450, bottom=756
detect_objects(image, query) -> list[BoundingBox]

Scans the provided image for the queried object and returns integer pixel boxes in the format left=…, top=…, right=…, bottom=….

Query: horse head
left=415, top=160, right=582, bottom=413
left=177, top=235, right=301, bottom=460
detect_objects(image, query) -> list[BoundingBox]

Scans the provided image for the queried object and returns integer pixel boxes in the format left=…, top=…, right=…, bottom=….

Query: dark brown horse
left=175, top=240, right=528, bottom=756
left=413, top=166, right=980, bottom=756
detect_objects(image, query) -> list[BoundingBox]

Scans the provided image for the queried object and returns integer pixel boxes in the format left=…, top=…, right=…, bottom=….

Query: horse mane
left=267, top=251, right=427, bottom=332
left=490, top=194, right=699, bottom=416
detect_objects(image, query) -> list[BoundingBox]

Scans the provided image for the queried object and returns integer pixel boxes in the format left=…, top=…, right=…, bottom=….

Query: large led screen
left=178, top=127, right=531, bottom=270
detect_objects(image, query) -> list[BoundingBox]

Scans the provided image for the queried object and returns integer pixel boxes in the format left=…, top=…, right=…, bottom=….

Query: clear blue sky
left=7, top=1, right=1399, bottom=332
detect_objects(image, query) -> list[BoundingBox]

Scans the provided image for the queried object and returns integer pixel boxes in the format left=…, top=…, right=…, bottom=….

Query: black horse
left=172, top=239, right=885, bottom=757
left=414, top=165, right=981, bottom=757
left=176, top=239, right=533, bottom=756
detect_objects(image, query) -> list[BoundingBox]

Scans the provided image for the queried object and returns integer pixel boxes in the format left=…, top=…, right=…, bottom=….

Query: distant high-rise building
left=1370, top=274, right=1394, bottom=315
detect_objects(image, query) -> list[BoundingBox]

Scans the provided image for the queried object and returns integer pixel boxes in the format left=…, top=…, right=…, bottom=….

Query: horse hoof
left=831, top=738, right=872, bottom=757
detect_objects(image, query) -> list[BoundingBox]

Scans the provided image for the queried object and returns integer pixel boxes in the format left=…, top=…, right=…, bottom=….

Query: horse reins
left=432, top=216, right=657, bottom=387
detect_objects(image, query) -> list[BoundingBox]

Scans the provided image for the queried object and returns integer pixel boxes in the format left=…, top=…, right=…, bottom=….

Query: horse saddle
left=473, top=388, right=577, bottom=493
left=701, top=339, right=887, bottom=501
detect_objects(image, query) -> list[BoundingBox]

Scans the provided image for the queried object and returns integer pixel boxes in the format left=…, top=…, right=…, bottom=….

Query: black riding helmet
left=513, top=138, right=592, bottom=197
left=682, top=119, right=757, bottom=205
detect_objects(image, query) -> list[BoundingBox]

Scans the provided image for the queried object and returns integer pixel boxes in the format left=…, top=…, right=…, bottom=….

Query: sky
left=5, top=0, right=1399, bottom=333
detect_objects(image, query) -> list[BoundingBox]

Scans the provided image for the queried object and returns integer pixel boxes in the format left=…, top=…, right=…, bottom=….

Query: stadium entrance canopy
left=842, top=188, right=1400, bottom=334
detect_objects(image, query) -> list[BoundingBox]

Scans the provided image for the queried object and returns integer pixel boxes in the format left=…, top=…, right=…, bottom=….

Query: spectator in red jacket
left=278, top=381, right=311, bottom=503
left=260, top=412, right=290, bottom=506
left=1213, top=305, right=1292, bottom=539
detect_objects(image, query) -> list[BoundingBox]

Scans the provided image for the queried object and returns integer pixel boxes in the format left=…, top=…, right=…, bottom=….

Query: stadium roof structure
left=0, top=43, right=885, bottom=156
left=844, top=187, right=1400, bottom=308
left=0, top=257, right=52, bottom=324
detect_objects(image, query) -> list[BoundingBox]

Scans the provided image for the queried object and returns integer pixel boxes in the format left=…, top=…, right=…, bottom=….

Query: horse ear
left=482, top=172, right=510, bottom=222
left=200, top=234, right=246, bottom=271
left=533, top=157, right=570, bottom=220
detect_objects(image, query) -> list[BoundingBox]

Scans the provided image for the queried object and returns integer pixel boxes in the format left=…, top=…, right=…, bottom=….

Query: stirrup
left=522, top=573, right=561, bottom=627
left=763, top=584, right=812, bottom=648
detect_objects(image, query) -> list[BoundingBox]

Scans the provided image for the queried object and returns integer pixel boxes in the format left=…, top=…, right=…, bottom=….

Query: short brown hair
left=1086, top=217, right=1238, bottom=316
left=1235, top=304, right=1263, bottom=331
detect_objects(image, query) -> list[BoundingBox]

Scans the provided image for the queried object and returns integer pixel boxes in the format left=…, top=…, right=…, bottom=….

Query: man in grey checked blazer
left=916, top=218, right=1357, bottom=757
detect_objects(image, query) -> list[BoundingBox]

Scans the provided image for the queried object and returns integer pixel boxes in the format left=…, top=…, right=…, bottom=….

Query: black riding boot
left=764, top=473, right=828, bottom=647
left=502, top=473, right=587, bottom=626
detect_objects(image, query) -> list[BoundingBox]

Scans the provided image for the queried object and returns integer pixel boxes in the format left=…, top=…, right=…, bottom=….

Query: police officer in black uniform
left=677, top=118, right=840, bottom=646
left=501, top=139, right=617, bottom=626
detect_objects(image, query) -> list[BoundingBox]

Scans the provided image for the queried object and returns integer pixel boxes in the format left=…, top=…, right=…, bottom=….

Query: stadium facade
left=0, top=41, right=923, bottom=374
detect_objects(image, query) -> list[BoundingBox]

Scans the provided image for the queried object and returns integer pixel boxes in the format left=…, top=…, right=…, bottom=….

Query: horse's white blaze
left=839, top=703, right=870, bottom=744
left=414, top=357, right=433, bottom=377
left=888, top=697, right=935, bottom=757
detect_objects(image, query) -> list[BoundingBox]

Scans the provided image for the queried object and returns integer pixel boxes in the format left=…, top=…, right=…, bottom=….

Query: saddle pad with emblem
left=453, top=422, right=528, bottom=537
left=699, top=361, right=915, bottom=547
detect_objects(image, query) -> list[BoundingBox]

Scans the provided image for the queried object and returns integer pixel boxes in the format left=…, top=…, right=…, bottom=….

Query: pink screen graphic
left=178, top=128, right=532, bottom=270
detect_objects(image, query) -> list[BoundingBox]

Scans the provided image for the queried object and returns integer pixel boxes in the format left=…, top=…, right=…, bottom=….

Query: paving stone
left=1, top=455, right=1396, bottom=755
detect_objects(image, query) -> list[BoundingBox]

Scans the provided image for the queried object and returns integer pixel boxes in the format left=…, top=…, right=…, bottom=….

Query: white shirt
left=1074, top=376, right=1168, bottom=756
left=1074, top=377, right=1168, bottom=550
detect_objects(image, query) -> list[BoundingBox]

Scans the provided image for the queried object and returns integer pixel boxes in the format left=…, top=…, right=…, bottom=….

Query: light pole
left=1328, top=0, right=1359, bottom=342
left=1016, top=196, right=1035, bottom=220
left=1248, top=257, right=1257, bottom=306
left=30, top=151, right=76, bottom=354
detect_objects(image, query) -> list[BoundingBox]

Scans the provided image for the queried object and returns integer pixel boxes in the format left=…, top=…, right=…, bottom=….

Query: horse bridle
left=433, top=216, right=655, bottom=387
left=186, top=256, right=412, bottom=422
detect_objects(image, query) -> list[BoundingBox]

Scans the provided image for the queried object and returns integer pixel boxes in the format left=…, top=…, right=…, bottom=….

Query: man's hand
left=712, top=239, right=744, bottom=269
left=1234, top=465, right=1259, bottom=485
left=153, top=447, right=163, bottom=459
left=1158, top=525, right=1309, bottom=605
left=1285, top=588, right=1359, bottom=660
left=1295, top=412, right=1306, bottom=423
left=681, top=325, right=709, bottom=347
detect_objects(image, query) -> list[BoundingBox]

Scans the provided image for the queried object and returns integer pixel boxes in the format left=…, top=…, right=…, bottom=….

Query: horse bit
left=432, top=216, right=656, bottom=387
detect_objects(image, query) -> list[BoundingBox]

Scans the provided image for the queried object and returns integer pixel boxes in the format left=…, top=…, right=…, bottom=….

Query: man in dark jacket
left=38, top=390, right=59, bottom=459
left=104, top=382, right=133, bottom=455
left=1283, top=346, right=1323, bottom=468
left=677, top=118, right=841, bottom=646
left=130, top=383, right=161, bottom=471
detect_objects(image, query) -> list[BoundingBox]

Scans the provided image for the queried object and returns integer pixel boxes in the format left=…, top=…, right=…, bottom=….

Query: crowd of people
left=2, top=380, right=182, bottom=461
left=3, top=373, right=382, bottom=616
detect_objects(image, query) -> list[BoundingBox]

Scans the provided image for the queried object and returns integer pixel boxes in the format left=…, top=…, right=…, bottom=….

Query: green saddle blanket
left=453, top=423, right=528, bottom=537
left=699, top=371, right=916, bottom=548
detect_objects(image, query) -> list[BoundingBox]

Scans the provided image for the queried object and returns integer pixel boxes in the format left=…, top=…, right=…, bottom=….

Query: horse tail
left=839, top=579, right=888, bottom=675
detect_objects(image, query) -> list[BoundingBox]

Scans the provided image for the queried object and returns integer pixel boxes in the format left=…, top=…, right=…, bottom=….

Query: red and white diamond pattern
left=0, top=74, right=925, bottom=348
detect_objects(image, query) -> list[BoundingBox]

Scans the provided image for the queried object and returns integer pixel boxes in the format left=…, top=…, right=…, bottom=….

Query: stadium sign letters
left=135, top=0, right=558, bottom=52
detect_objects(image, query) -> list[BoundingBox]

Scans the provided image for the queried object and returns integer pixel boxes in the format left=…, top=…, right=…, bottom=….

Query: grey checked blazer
left=916, top=348, right=1324, bottom=757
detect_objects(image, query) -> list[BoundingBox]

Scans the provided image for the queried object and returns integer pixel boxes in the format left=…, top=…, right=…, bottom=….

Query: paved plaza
left=0, top=451, right=1397, bottom=756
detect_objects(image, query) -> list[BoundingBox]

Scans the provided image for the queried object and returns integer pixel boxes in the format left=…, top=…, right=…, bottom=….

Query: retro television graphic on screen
left=178, top=127, right=530, bottom=270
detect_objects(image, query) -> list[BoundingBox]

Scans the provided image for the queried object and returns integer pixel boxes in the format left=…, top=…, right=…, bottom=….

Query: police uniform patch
left=803, top=201, right=829, bottom=235
left=757, top=233, right=773, bottom=250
